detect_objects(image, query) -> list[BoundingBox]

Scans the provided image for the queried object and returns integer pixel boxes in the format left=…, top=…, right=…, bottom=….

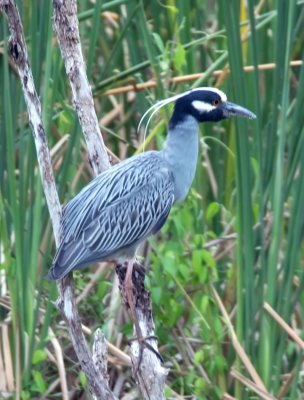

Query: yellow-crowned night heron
left=48, top=87, right=255, bottom=341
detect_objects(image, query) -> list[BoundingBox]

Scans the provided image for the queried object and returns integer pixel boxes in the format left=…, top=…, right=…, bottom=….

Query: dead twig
left=230, top=368, right=276, bottom=400
left=101, top=60, right=303, bottom=97
left=211, top=285, right=270, bottom=395
left=48, top=327, right=69, bottom=400
left=263, top=302, right=304, bottom=350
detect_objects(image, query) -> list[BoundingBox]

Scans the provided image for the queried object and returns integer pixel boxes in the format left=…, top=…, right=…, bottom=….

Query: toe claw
left=128, top=335, right=164, bottom=371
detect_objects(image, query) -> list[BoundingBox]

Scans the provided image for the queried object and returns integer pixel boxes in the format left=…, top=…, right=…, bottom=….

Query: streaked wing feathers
left=49, top=152, right=174, bottom=279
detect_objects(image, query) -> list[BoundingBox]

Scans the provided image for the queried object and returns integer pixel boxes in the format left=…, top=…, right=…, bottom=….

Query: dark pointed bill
left=221, top=101, right=256, bottom=119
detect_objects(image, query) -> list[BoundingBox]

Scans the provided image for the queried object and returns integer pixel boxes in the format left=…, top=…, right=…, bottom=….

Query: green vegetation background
left=1, top=0, right=304, bottom=398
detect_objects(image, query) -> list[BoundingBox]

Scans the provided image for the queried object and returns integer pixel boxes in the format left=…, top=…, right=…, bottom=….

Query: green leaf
left=178, top=262, right=190, bottom=281
left=194, top=349, right=205, bottom=365
left=21, top=391, right=30, bottom=400
left=206, top=202, right=221, bottom=223
left=192, top=250, right=204, bottom=279
left=152, top=32, right=165, bottom=53
left=200, top=295, right=210, bottom=314
left=194, top=377, right=207, bottom=396
left=163, top=251, right=177, bottom=276
left=173, top=42, right=186, bottom=71
left=151, top=286, right=162, bottom=304
left=79, top=370, right=87, bottom=389
left=200, top=249, right=216, bottom=269
left=32, top=349, right=47, bottom=365
left=32, top=370, right=46, bottom=393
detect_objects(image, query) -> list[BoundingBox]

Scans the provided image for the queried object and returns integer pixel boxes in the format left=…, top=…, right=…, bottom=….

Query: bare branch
left=52, top=0, right=110, bottom=176
left=56, top=276, right=117, bottom=399
left=0, top=0, right=61, bottom=243
left=0, top=1, right=116, bottom=398
left=116, top=263, right=168, bottom=400
left=93, top=329, right=110, bottom=382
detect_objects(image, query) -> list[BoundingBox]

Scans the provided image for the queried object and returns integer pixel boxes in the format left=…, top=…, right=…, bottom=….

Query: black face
left=169, top=89, right=256, bottom=129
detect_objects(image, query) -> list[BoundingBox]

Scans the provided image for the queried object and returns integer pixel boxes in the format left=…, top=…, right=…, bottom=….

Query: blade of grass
left=259, top=1, right=297, bottom=387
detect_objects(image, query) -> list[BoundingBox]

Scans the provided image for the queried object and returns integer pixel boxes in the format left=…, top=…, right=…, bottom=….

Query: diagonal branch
left=0, top=0, right=62, bottom=243
left=0, top=1, right=116, bottom=398
left=52, top=0, right=110, bottom=176
left=116, top=263, right=168, bottom=399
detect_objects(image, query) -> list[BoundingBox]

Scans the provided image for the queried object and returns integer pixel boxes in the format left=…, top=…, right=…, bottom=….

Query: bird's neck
left=162, top=115, right=200, bottom=203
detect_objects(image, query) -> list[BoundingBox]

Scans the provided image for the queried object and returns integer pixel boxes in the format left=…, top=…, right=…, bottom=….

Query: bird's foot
left=115, top=260, right=163, bottom=373
left=128, top=335, right=164, bottom=373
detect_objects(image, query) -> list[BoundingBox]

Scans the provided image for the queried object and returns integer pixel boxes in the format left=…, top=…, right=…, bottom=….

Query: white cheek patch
left=192, top=100, right=215, bottom=113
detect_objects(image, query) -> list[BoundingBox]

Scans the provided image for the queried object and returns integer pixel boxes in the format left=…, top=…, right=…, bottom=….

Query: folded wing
left=48, top=152, right=174, bottom=280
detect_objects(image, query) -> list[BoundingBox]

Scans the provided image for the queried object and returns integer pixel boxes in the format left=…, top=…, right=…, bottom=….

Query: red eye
left=213, top=99, right=220, bottom=106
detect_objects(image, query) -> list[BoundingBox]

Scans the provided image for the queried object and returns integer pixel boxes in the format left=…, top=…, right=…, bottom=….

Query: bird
left=48, top=87, right=255, bottom=357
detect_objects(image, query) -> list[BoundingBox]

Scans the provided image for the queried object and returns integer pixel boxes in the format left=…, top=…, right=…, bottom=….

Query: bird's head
left=138, top=87, right=256, bottom=135
left=170, top=87, right=256, bottom=128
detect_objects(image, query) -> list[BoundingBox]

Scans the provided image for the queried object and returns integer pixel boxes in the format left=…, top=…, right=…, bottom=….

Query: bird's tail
left=47, top=265, right=64, bottom=280
left=47, top=244, right=73, bottom=280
